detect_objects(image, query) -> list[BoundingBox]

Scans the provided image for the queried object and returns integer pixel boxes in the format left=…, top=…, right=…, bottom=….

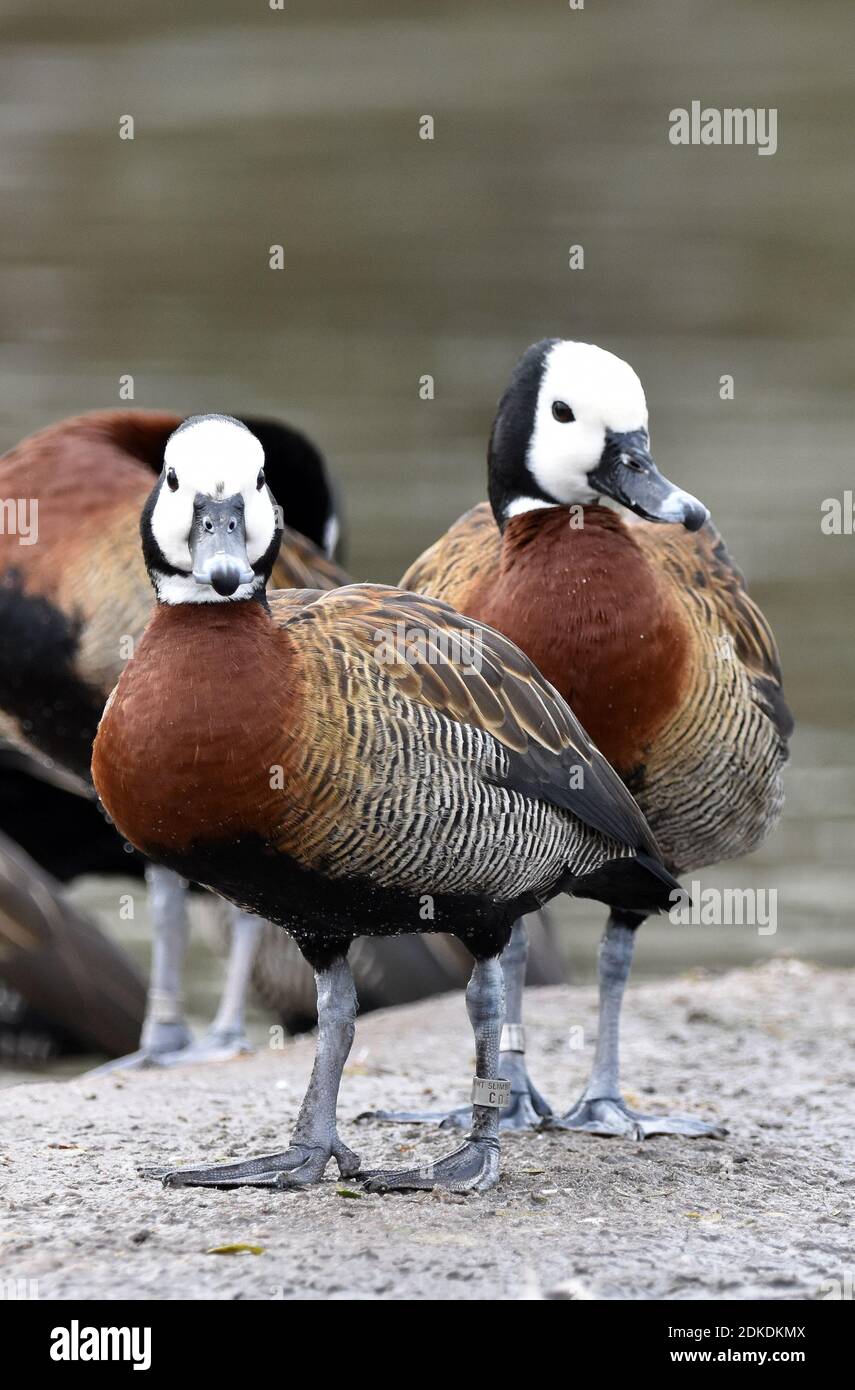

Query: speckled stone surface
left=0, top=960, right=851, bottom=1301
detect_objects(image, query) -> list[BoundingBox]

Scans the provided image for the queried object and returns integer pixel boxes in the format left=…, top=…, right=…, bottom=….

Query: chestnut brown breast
left=405, top=503, right=690, bottom=775
left=92, top=601, right=304, bottom=859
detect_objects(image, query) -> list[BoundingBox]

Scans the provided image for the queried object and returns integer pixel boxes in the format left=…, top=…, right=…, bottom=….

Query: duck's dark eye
left=256, top=468, right=265, bottom=491
left=552, top=400, right=575, bottom=424
left=166, top=466, right=179, bottom=492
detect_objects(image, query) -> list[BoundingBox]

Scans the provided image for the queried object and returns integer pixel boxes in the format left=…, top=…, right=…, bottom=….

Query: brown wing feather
left=270, top=524, right=350, bottom=592
left=277, top=583, right=661, bottom=856
left=267, top=589, right=335, bottom=625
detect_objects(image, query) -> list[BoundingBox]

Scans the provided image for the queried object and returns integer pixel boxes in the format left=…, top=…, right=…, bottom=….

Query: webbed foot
left=86, top=1020, right=194, bottom=1076
left=142, top=1133, right=361, bottom=1189
left=546, top=1095, right=727, bottom=1140
left=358, top=1136, right=500, bottom=1194
left=358, top=1054, right=551, bottom=1133
left=156, top=1027, right=254, bottom=1066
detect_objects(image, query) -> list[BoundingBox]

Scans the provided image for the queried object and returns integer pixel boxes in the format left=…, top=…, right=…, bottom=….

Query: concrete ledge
left=0, top=959, right=850, bottom=1301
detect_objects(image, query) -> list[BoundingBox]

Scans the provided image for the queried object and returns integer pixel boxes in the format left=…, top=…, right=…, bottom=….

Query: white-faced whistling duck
left=388, top=339, right=792, bottom=1139
left=92, top=413, right=682, bottom=1192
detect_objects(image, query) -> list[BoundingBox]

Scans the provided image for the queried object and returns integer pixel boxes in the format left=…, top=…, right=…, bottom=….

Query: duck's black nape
left=486, top=337, right=560, bottom=527
left=238, top=416, right=340, bottom=557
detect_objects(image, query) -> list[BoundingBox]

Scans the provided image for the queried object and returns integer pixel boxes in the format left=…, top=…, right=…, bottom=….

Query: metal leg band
left=500, top=1024, right=525, bottom=1054
left=147, top=990, right=184, bottom=1026
left=471, top=1077, right=511, bottom=1108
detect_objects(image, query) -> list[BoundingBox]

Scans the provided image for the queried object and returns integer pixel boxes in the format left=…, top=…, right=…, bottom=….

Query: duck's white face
left=520, top=341, right=649, bottom=512
left=148, top=416, right=279, bottom=603
left=492, top=338, right=708, bottom=532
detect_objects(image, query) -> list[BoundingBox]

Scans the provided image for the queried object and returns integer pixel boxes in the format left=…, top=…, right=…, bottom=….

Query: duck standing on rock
left=380, top=339, right=792, bottom=1138
left=92, top=413, right=682, bottom=1192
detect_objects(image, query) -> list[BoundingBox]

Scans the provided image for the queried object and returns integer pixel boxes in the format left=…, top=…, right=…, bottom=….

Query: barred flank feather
left=402, top=502, right=791, bottom=877
left=93, top=581, right=679, bottom=935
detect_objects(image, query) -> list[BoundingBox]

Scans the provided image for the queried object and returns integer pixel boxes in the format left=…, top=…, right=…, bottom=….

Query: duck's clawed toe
left=156, top=1028, right=254, bottom=1067
left=498, top=1080, right=553, bottom=1131
left=86, top=1049, right=162, bottom=1078
left=546, top=1096, right=727, bottom=1141
left=141, top=1143, right=331, bottom=1189
left=140, top=1133, right=362, bottom=1190
left=85, top=1022, right=195, bottom=1077
left=357, top=1136, right=500, bottom=1194
left=357, top=1103, right=474, bottom=1130
left=331, top=1135, right=362, bottom=1177
left=357, top=1078, right=551, bottom=1135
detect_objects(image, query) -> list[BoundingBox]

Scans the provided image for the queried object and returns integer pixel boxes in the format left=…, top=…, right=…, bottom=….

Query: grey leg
left=87, top=865, right=193, bottom=1074
left=359, top=917, right=550, bottom=1131
left=549, top=910, right=726, bottom=1139
left=141, top=865, right=194, bottom=1053
left=159, top=907, right=263, bottom=1063
left=494, top=920, right=553, bottom=1127
left=145, top=954, right=362, bottom=1188
left=359, top=955, right=505, bottom=1193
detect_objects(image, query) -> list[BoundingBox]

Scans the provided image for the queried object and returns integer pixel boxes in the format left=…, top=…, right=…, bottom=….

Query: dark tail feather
left=563, top=851, right=682, bottom=915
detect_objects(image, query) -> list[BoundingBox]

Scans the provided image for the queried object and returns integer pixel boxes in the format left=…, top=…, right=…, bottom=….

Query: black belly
left=148, top=831, right=525, bottom=970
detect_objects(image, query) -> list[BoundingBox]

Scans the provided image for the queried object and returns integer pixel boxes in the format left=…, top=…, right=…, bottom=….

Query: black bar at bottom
left=1, top=1295, right=846, bottom=1374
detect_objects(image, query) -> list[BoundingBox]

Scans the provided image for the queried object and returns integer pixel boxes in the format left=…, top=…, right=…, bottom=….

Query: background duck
left=390, top=338, right=793, bottom=1138
left=0, top=806, right=146, bottom=1061
left=0, top=407, right=346, bottom=1070
left=92, top=414, right=682, bottom=1192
